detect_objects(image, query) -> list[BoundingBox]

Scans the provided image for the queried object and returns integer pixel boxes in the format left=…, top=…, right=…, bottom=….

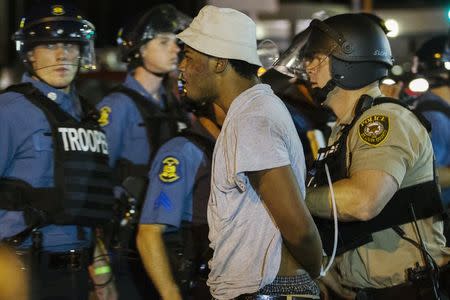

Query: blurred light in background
left=385, top=19, right=399, bottom=37
left=408, top=78, right=429, bottom=92
left=391, top=65, right=404, bottom=76
left=445, top=61, right=450, bottom=70
left=382, top=78, right=396, bottom=85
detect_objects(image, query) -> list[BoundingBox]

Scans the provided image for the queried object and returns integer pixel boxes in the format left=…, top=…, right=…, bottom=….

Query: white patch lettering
left=78, top=128, right=89, bottom=152
left=58, top=128, right=70, bottom=151
left=67, top=128, right=82, bottom=151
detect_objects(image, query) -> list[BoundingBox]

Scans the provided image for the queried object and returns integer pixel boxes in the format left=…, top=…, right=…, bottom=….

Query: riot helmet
left=411, top=33, right=450, bottom=88
left=12, top=0, right=96, bottom=71
left=274, top=14, right=394, bottom=102
left=117, top=4, right=192, bottom=69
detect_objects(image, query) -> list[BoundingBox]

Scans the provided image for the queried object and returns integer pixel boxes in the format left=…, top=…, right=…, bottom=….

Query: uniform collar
left=339, top=86, right=382, bottom=126
left=22, top=73, right=81, bottom=120
left=123, top=73, right=166, bottom=106
left=22, top=73, right=76, bottom=105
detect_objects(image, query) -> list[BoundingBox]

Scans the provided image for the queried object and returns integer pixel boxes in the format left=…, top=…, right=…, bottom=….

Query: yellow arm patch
left=98, top=106, right=111, bottom=127
left=159, top=157, right=180, bottom=183
left=358, top=114, right=390, bottom=146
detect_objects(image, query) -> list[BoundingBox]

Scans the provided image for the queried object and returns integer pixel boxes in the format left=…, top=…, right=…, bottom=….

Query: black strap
left=318, top=180, right=443, bottom=256
left=414, top=100, right=450, bottom=119
left=3, top=83, right=77, bottom=123
left=373, top=97, right=432, bottom=132
left=178, top=129, right=215, bottom=163
left=108, top=85, right=168, bottom=168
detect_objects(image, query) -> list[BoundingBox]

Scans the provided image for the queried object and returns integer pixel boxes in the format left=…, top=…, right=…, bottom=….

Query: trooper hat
left=177, top=5, right=262, bottom=66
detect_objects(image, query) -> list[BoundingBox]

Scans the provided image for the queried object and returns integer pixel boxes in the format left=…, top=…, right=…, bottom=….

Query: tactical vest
left=109, top=85, right=189, bottom=183
left=0, top=83, right=114, bottom=227
left=309, top=95, right=444, bottom=256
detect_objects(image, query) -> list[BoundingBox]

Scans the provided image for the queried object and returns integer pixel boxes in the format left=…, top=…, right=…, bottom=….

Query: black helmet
left=414, top=33, right=450, bottom=76
left=117, top=4, right=191, bottom=65
left=358, top=13, right=390, bottom=35
left=303, top=14, right=394, bottom=90
left=12, top=0, right=96, bottom=70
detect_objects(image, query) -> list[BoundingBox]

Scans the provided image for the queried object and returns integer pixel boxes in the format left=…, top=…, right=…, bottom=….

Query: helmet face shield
left=273, top=24, right=336, bottom=82
left=118, top=4, right=192, bottom=64
left=273, top=27, right=311, bottom=79
left=12, top=5, right=97, bottom=71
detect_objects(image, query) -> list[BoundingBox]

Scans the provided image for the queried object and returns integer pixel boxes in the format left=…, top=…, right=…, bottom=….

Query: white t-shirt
left=207, top=84, right=307, bottom=299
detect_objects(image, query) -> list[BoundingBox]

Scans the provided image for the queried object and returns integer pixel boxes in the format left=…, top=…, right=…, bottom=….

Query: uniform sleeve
left=422, top=111, right=450, bottom=166
left=348, top=105, right=427, bottom=186
left=0, top=106, right=15, bottom=175
left=96, top=94, right=127, bottom=168
left=139, top=140, right=200, bottom=228
left=233, top=115, right=290, bottom=176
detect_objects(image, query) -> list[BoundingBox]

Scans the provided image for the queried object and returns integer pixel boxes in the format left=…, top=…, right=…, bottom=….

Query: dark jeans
left=111, top=249, right=158, bottom=300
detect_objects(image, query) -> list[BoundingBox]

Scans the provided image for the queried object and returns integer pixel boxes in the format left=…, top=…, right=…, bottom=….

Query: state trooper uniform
left=95, top=4, right=191, bottom=299
left=281, top=14, right=450, bottom=300
left=139, top=117, right=214, bottom=299
left=0, top=1, right=114, bottom=299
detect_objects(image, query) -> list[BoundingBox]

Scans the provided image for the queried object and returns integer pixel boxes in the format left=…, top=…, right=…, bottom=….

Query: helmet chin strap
left=24, top=57, right=81, bottom=91
left=311, top=79, right=337, bottom=104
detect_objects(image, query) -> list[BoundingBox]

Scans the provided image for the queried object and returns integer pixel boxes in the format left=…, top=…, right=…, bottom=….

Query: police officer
left=137, top=97, right=224, bottom=300
left=0, top=1, right=115, bottom=299
left=97, top=4, right=191, bottom=180
left=292, top=14, right=450, bottom=299
left=409, top=34, right=450, bottom=206
left=95, top=4, right=191, bottom=299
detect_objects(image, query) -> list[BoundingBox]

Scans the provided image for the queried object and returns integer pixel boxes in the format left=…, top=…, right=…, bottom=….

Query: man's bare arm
left=248, top=165, right=323, bottom=278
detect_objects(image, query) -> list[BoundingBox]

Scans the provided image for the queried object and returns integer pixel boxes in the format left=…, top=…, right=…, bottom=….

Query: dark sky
left=4, top=0, right=449, bottom=65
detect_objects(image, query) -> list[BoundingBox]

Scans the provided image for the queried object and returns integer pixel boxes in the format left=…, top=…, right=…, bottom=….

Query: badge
left=98, top=106, right=111, bottom=127
left=358, top=114, right=389, bottom=146
left=159, top=157, right=180, bottom=183
left=51, top=5, right=65, bottom=15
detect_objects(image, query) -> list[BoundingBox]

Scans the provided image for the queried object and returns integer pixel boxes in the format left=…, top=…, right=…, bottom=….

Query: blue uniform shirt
left=139, top=133, right=208, bottom=229
left=96, top=73, right=166, bottom=168
left=0, top=74, right=91, bottom=251
left=415, top=91, right=450, bottom=204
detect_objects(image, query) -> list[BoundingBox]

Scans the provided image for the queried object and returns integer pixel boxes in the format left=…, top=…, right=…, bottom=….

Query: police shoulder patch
left=358, top=114, right=390, bottom=146
left=159, top=156, right=180, bottom=183
left=98, top=106, right=111, bottom=127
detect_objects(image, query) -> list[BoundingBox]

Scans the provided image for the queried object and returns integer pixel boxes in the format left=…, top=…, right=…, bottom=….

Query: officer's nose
left=54, top=43, right=69, bottom=60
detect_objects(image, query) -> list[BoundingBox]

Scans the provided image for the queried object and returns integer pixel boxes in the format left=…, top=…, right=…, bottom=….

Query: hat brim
left=178, top=27, right=262, bottom=67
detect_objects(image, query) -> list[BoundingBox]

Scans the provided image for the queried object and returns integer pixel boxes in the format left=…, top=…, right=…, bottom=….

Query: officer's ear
left=214, top=58, right=228, bottom=73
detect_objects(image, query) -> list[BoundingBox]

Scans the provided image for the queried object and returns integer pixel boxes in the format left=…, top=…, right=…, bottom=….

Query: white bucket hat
left=177, top=5, right=262, bottom=66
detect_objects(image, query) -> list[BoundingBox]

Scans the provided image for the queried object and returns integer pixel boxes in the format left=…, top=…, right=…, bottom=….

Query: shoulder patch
left=159, top=156, right=180, bottom=183
left=358, top=114, right=390, bottom=146
left=98, top=106, right=111, bottom=127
